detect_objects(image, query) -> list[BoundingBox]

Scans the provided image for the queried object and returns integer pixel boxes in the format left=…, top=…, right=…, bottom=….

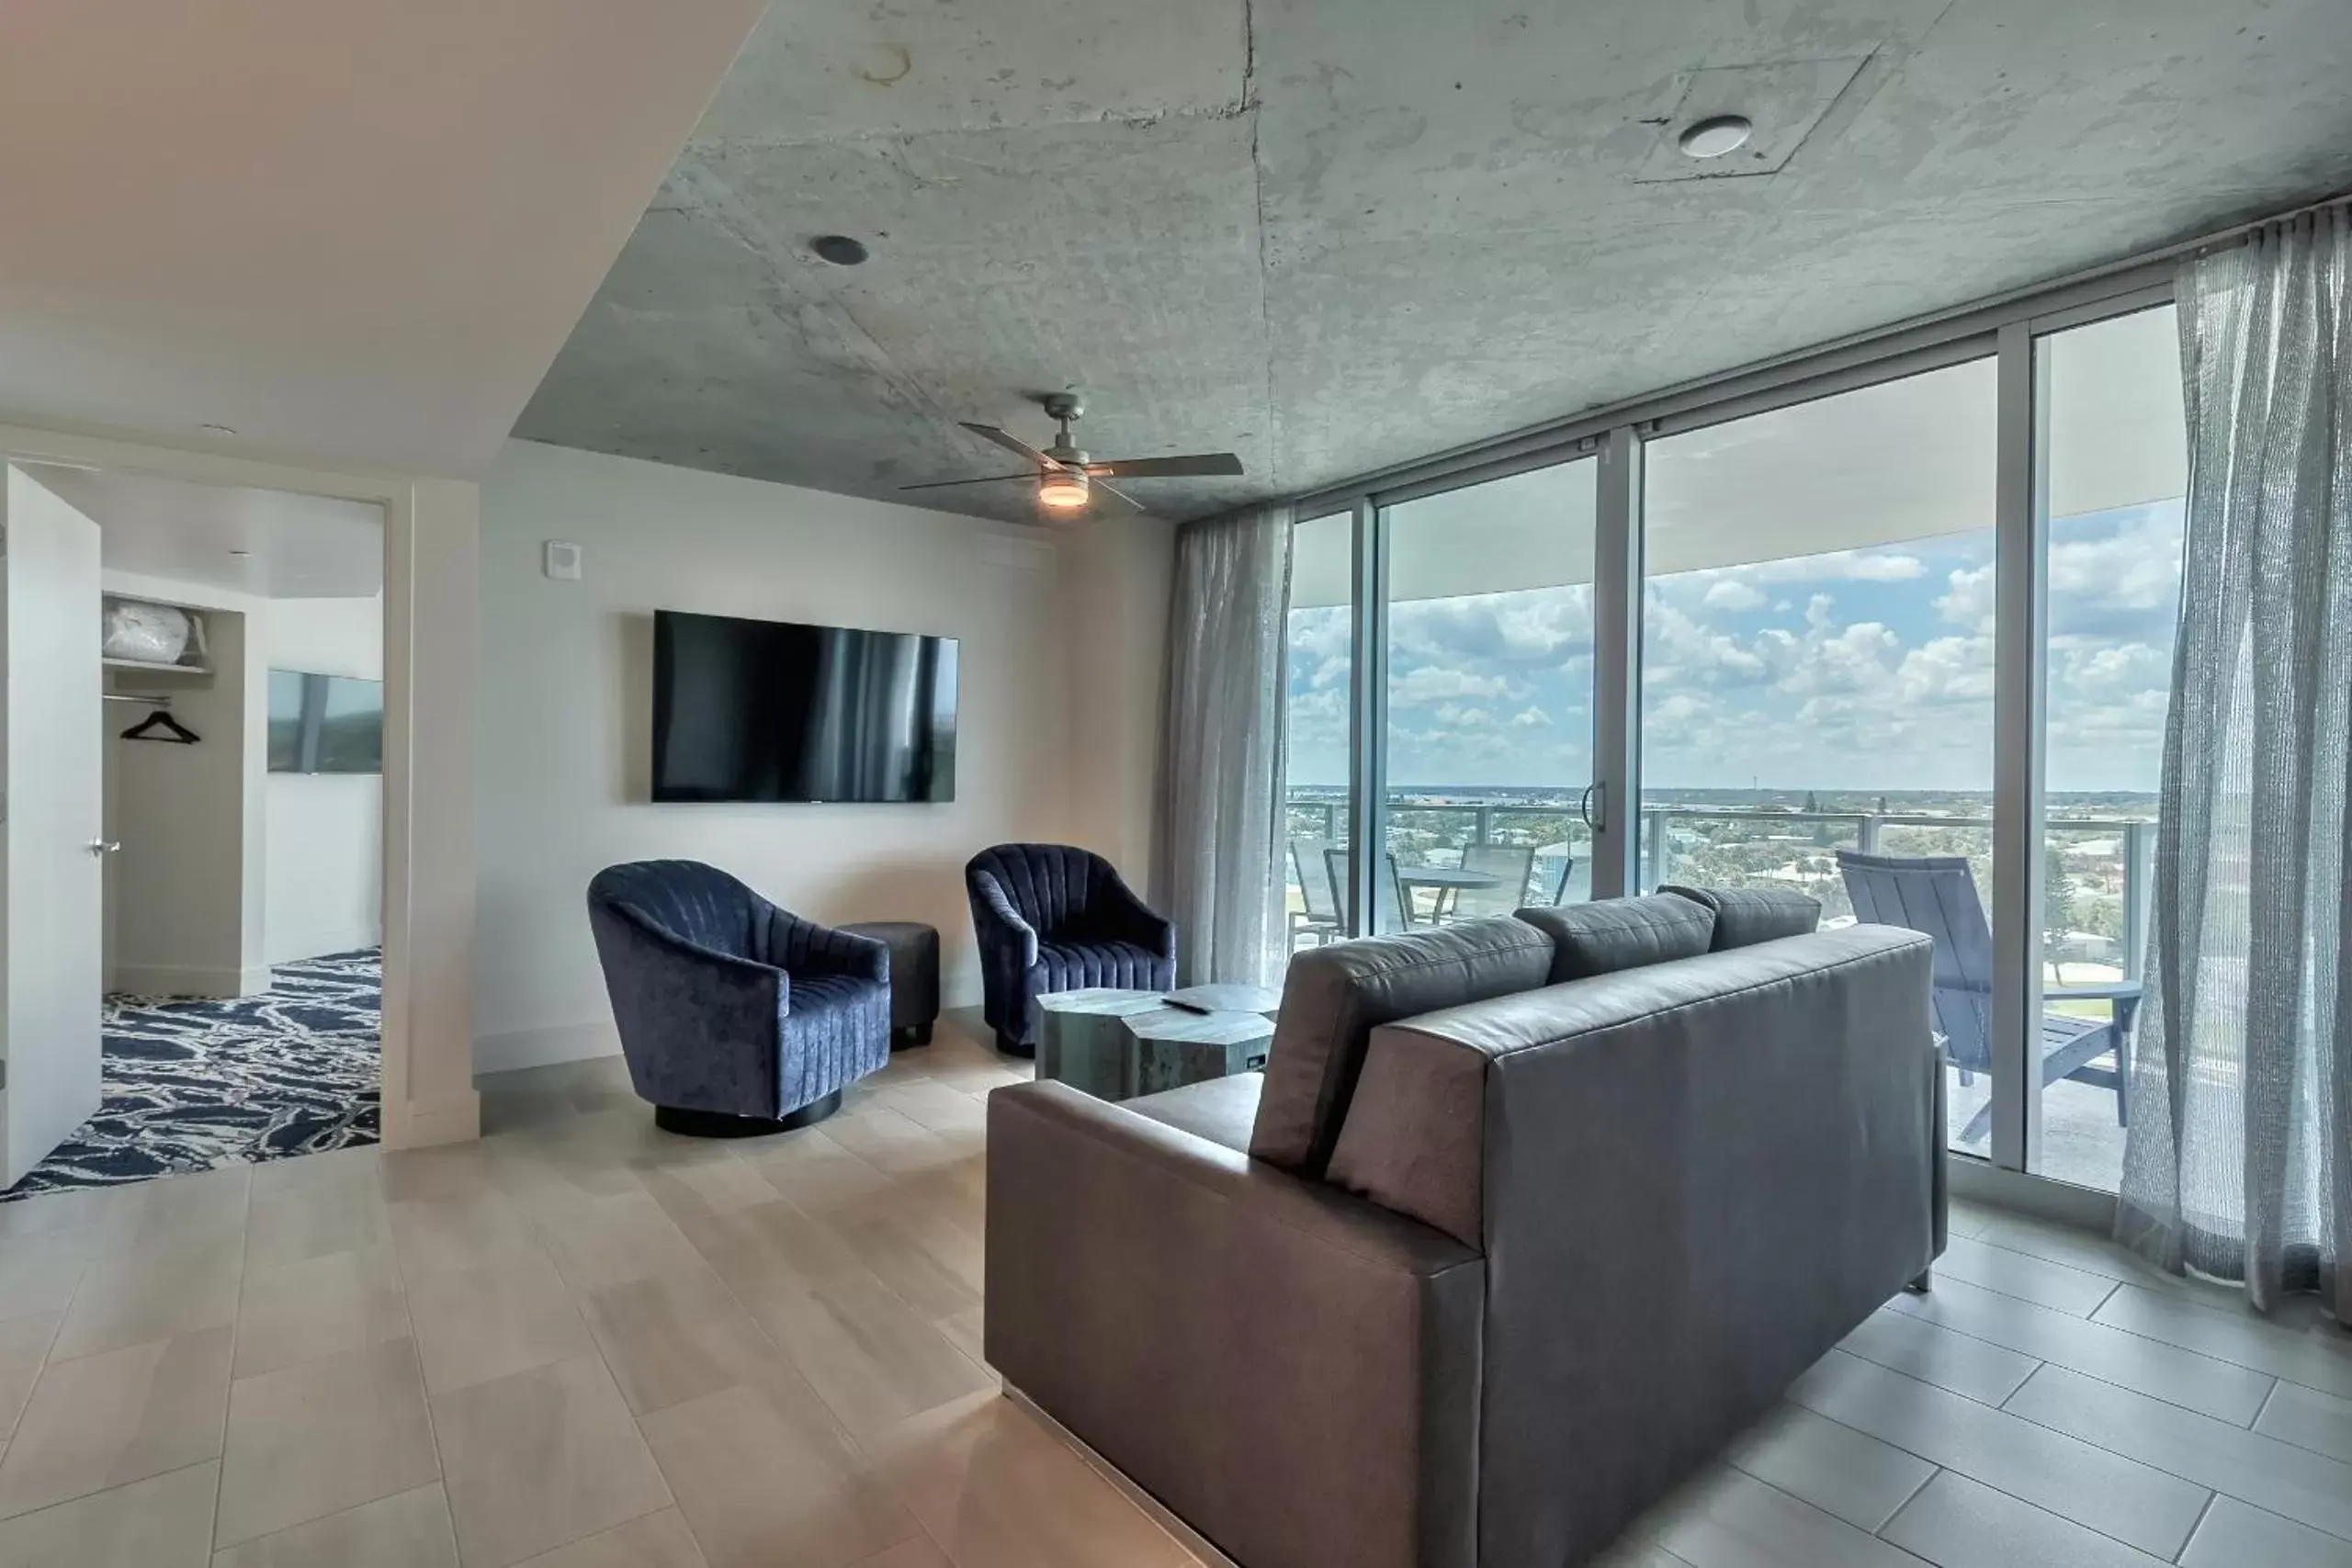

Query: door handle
left=86, top=838, right=120, bottom=856
left=1578, top=783, right=1604, bottom=833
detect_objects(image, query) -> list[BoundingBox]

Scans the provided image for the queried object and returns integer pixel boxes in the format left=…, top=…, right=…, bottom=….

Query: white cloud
left=1510, top=706, right=1551, bottom=728
left=1702, top=580, right=1768, bottom=612
left=1392, top=664, right=1514, bottom=707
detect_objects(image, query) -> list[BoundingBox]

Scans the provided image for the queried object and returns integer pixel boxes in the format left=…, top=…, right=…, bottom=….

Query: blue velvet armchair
left=587, top=860, right=890, bottom=1134
left=965, top=843, right=1177, bottom=1055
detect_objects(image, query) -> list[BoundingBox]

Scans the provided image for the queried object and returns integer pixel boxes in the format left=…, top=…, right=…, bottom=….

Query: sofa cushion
left=1249, top=917, right=1554, bottom=1178
left=1512, top=896, right=1715, bottom=983
left=1663, top=886, right=1821, bottom=951
left=1126, top=1072, right=1262, bottom=1156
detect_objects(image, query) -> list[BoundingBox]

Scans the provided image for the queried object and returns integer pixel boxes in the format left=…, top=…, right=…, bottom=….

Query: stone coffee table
left=1036, top=983, right=1279, bottom=1102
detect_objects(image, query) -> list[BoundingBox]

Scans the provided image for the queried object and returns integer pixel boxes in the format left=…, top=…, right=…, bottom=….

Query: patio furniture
left=1836, top=850, right=2137, bottom=1142
left=1398, top=863, right=1507, bottom=924
left=1327, top=847, right=1415, bottom=931
left=967, top=843, right=1177, bottom=1057
left=586, top=860, right=889, bottom=1134
left=1451, top=844, right=1537, bottom=919
left=1289, top=835, right=1343, bottom=945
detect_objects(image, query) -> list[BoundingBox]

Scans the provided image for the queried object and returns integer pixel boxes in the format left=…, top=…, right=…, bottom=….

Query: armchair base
left=655, top=1089, right=843, bottom=1139
left=995, top=1030, right=1036, bottom=1060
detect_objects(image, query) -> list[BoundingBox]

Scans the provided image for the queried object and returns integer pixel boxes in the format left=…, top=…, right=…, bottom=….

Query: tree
left=2044, top=843, right=2076, bottom=941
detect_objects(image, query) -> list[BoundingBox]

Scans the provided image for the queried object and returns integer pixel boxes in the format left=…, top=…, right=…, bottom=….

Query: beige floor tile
left=406, top=1254, right=597, bottom=1395
left=869, top=1391, right=1194, bottom=1568
left=634, top=1158, right=782, bottom=1228
left=210, top=1483, right=458, bottom=1568
left=517, top=1506, right=708, bottom=1567
left=96, top=1166, right=251, bottom=1258
left=0, top=1231, right=101, bottom=1324
left=844, top=1537, right=953, bottom=1568
left=0, top=1186, right=119, bottom=1248
left=0, top=1326, right=232, bottom=1519
left=1719, top=1401, right=1934, bottom=1533
left=232, top=1246, right=409, bottom=1381
left=249, top=1144, right=382, bottom=1202
left=214, top=1336, right=440, bottom=1549
left=639, top=1380, right=918, bottom=1568
left=2256, top=1376, right=2352, bottom=1463
left=1648, top=1463, right=1921, bottom=1568
left=0, top=1312, right=62, bottom=1444
left=935, top=1307, right=985, bottom=1371
left=708, top=1250, right=991, bottom=1439
left=52, top=1235, right=244, bottom=1360
left=532, top=1191, right=710, bottom=1294
left=820, top=1109, right=967, bottom=1180
left=435, top=1355, right=673, bottom=1568
left=675, top=1195, right=870, bottom=1291
left=0, top=1460, right=219, bottom=1568
left=1880, top=1469, right=2166, bottom=1567
left=2180, top=1495, right=2352, bottom=1568
left=742, top=1132, right=897, bottom=1212
left=244, top=1173, right=392, bottom=1271
left=388, top=1190, right=547, bottom=1280
left=577, top=1267, right=782, bottom=1417
left=869, top=1083, right=988, bottom=1139
left=378, top=1142, right=499, bottom=1204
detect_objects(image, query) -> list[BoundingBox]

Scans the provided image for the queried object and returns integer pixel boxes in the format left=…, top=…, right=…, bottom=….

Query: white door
left=0, top=466, right=104, bottom=1189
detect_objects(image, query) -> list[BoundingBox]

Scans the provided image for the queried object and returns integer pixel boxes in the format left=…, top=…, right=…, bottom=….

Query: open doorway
left=0, top=464, right=385, bottom=1200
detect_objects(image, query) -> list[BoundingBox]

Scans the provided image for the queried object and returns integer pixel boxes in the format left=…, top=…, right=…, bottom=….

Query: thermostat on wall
left=544, top=540, right=583, bottom=581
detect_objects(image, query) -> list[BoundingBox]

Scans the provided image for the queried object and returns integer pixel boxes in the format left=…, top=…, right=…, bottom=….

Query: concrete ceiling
left=28, top=466, right=384, bottom=600
left=0, top=0, right=766, bottom=477
left=516, top=0, right=2352, bottom=525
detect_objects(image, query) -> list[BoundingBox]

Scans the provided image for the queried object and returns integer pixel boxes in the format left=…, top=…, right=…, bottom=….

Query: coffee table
left=1035, top=985, right=1278, bottom=1102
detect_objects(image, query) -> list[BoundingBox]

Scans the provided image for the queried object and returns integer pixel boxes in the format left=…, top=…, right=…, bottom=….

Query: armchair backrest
left=587, top=859, right=765, bottom=958
left=1835, top=850, right=1991, bottom=1070
left=966, top=842, right=1114, bottom=933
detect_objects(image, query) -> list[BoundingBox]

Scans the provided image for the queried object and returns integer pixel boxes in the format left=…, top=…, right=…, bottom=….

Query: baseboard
left=1002, top=1385, right=1238, bottom=1568
left=382, top=1091, right=481, bottom=1149
left=472, top=1018, right=621, bottom=1077
left=110, top=962, right=271, bottom=999
left=266, top=927, right=382, bottom=966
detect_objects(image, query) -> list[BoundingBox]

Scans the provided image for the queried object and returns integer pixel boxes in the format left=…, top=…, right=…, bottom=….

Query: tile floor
left=0, top=1016, right=2346, bottom=1567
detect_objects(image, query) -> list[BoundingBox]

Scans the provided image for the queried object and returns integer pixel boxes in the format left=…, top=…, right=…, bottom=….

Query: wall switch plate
left=543, top=540, right=582, bottom=581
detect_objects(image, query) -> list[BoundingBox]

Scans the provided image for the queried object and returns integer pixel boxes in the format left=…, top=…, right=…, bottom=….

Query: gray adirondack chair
left=1289, top=835, right=1343, bottom=946
left=1836, top=851, right=2136, bottom=1145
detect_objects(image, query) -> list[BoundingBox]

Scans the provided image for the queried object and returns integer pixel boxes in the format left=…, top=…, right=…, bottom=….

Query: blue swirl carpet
left=0, top=949, right=379, bottom=1202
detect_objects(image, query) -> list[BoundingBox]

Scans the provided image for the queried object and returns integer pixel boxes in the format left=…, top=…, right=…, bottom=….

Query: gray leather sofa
left=985, top=891, right=1944, bottom=1568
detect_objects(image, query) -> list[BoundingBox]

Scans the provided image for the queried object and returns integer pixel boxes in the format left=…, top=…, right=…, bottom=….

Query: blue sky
left=1284, top=500, right=2185, bottom=795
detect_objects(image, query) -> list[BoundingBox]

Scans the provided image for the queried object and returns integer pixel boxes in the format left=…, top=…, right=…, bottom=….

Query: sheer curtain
left=1153, top=503, right=1295, bottom=988
left=2118, top=207, right=2352, bottom=1322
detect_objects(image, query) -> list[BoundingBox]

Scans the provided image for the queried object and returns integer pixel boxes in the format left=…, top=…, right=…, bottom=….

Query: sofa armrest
left=986, top=1082, right=1481, bottom=1568
left=968, top=870, right=1041, bottom=967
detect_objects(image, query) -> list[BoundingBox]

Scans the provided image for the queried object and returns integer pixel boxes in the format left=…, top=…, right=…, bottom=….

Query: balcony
left=1283, top=790, right=2151, bottom=1193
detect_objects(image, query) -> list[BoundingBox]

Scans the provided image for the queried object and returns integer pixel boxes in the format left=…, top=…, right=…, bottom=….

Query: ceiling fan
left=900, top=392, right=1243, bottom=516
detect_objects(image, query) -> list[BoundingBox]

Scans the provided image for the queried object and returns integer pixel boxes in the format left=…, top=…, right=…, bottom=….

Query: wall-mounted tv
left=267, top=671, right=384, bottom=774
left=650, top=610, right=958, bottom=804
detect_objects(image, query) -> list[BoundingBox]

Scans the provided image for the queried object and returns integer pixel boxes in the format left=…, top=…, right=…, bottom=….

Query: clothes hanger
left=120, top=706, right=200, bottom=744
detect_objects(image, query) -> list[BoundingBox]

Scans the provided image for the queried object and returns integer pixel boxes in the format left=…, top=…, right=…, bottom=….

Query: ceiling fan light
left=1036, top=469, right=1090, bottom=511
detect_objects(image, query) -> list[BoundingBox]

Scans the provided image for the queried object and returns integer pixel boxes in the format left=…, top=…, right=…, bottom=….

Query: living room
left=0, top=2, right=2347, bottom=1566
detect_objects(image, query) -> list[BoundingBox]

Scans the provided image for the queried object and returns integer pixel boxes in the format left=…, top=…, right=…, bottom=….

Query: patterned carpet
left=0, top=949, right=380, bottom=1202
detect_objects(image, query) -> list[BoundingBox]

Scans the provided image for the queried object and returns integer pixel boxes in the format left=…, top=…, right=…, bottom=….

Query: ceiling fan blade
left=1089, top=476, right=1145, bottom=513
left=897, top=472, right=1035, bottom=491
left=961, top=422, right=1065, bottom=470
left=1085, top=452, right=1245, bottom=479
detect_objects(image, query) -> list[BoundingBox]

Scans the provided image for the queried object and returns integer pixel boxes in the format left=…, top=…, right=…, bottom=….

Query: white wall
left=264, top=595, right=384, bottom=963
left=1058, top=516, right=1174, bottom=891
left=473, top=440, right=1088, bottom=1073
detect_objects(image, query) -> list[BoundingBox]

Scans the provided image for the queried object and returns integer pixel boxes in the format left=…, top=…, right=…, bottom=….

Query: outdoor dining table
left=1396, top=863, right=1505, bottom=923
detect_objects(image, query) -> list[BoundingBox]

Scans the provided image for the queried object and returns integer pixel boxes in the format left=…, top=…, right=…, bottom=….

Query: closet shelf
left=102, top=656, right=212, bottom=676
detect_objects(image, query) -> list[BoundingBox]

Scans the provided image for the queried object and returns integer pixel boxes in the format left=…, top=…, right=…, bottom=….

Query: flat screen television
left=650, top=610, right=958, bottom=804
left=267, top=671, right=384, bottom=774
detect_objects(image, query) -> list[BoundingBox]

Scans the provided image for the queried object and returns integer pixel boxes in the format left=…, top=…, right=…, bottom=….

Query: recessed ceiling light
left=810, top=234, right=870, bottom=266
left=1679, top=114, right=1755, bottom=159
left=198, top=423, right=238, bottom=436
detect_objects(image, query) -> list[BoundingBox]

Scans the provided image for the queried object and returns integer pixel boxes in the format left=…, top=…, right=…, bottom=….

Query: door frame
left=0, top=421, right=479, bottom=1150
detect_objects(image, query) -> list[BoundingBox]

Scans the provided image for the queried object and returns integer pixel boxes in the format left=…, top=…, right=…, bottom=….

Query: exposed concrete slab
left=514, top=0, right=2352, bottom=524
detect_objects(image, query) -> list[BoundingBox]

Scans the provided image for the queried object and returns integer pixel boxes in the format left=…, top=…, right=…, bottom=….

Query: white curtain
left=1153, top=503, right=1294, bottom=988
left=2117, top=207, right=2352, bottom=1322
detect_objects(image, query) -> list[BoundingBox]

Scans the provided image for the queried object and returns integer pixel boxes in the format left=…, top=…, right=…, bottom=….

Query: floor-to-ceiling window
left=1280, top=512, right=1354, bottom=949
left=1640, top=357, right=2002, bottom=1158
left=2031, top=304, right=2188, bottom=1190
left=1375, top=461, right=1599, bottom=932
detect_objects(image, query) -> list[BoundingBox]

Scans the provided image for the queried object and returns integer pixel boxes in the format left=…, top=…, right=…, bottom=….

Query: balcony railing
left=1283, top=793, right=2155, bottom=982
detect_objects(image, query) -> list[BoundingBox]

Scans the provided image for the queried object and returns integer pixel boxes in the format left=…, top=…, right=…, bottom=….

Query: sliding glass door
left=1640, top=358, right=2002, bottom=1159
left=1279, top=512, right=1354, bottom=951
left=1371, top=461, right=1600, bottom=933
left=2030, top=304, right=2187, bottom=1190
